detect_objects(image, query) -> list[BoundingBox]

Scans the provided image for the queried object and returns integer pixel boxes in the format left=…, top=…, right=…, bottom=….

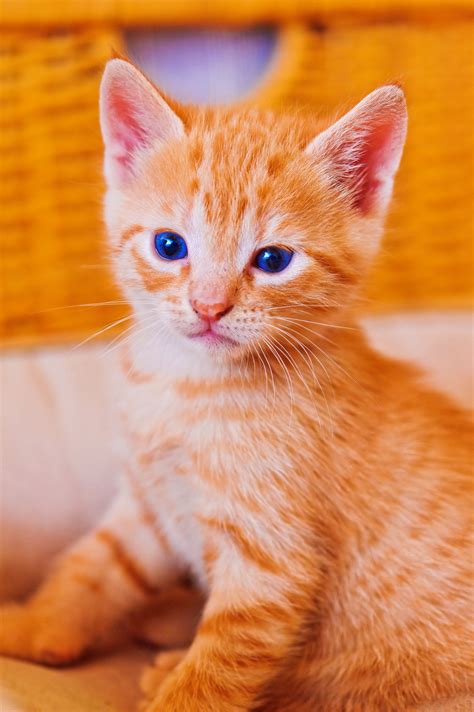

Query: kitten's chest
left=125, top=370, right=272, bottom=467
left=124, top=375, right=276, bottom=581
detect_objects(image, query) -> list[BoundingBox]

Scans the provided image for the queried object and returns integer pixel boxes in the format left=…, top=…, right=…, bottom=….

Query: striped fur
left=0, top=60, right=472, bottom=712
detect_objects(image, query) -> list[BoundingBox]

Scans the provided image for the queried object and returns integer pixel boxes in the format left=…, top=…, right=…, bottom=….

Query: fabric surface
left=0, top=646, right=151, bottom=712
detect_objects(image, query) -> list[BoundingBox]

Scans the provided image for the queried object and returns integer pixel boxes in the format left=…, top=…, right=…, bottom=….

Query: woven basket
left=1, top=0, right=472, bottom=26
left=1, top=5, right=473, bottom=347
left=0, top=28, right=126, bottom=347
left=253, top=22, right=474, bottom=311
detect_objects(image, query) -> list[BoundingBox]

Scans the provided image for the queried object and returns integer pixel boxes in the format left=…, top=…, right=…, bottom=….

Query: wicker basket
left=1, top=3, right=473, bottom=347
left=254, top=22, right=474, bottom=311
left=0, top=27, right=127, bottom=347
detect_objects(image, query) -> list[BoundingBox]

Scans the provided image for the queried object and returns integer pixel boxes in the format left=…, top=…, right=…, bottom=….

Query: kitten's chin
left=175, top=328, right=251, bottom=366
left=188, top=331, right=238, bottom=348
left=186, top=333, right=242, bottom=360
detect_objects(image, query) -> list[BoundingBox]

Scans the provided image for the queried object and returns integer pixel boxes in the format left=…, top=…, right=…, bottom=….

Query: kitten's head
left=100, top=59, right=407, bottom=366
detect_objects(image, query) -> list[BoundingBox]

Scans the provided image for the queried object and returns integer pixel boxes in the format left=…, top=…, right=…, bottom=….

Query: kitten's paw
left=0, top=602, right=89, bottom=665
left=139, top=648, right=187, bottom=710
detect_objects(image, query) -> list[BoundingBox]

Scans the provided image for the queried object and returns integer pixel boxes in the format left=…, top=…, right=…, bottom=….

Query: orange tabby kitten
left=0, top=59, right=472, bottom=711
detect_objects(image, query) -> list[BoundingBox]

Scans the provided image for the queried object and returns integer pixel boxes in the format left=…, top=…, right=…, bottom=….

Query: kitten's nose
left=191, top=298, right=233, bottom=322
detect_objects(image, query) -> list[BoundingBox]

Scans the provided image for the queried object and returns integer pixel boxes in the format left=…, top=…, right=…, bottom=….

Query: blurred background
left=0, top=0, right=473, bottom=606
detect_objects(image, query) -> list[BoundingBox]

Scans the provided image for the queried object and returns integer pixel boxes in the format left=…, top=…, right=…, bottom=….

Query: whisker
left=257, top=344, right=270, bottom=406
left=269, top=323, right=334, bottom=438
left=261, top=334, right=295, bottom=428
left=103, top=321, right=147, bottom=357
left=264, top=301, right=347, bottom=311
left=71, top=314, right=136, bottom=351
left=270, top=329, right=324, bottom=432
left=103, top=313, right=161, bottom=357
left=37, top=300, right=155, bottom=312
left=270, top=315, right=357, bottom=331
left=272, top=317, right=342, bottom=354
left=121, top=321, right=168, bottom=377
left=248, top=347, right=258, bottom=389
left=270, top=316, right=359, bottom=384
left=256, top=339, right=276, bottom=413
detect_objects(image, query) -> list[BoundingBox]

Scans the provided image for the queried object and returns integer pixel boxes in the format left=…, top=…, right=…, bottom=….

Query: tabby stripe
left=119, top=224, right=143, bottom=246
left=310, top=250, right=357, bottom=286
left=126, top=469, right=172, bottom=553
left=96, top=529, right=157, bottom=596
left=173, top=376, right=249, bottom=398
left=197, top=516, right=279, bottom=573
left=131, top=246, right=173, bottom=292
left=203, top=541, right=219, bottom=578
left=120, top=347, right=152, bottom=383
left=199, top=602, right=292, bottom=637
left=206, top=644, right=278, bottom=669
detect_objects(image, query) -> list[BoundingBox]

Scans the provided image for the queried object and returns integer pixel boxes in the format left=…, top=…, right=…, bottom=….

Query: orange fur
left=0, top=59, right=472, bottom=712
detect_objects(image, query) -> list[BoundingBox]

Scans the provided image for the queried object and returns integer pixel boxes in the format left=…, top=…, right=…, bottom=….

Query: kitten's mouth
left=189, top=325, right=238, bottom=347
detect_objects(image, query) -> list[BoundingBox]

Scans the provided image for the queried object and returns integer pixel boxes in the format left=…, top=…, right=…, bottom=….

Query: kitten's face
left=101, top=61, right=407, bottom=366
left=106, top=114, right=354, bottom=363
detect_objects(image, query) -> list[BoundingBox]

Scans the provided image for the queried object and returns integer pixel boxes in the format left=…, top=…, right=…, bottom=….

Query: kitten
left=0, top=59, right=472, bottom=712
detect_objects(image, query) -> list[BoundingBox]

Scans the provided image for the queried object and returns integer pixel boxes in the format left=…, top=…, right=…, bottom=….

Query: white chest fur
left=119, top=346, right=290, bottom=589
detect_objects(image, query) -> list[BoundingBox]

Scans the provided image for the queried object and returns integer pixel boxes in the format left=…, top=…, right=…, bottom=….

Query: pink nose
left=191, top=298, right=233, bottom=322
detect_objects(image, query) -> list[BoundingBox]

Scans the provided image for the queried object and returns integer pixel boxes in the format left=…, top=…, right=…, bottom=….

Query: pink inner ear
left=107, top=92, right=150, bottom=173
left=101, top=61, right=184, bottom=187
left=335, top=114, right=403, bottom=213
left=353, top=118, right=401, bottom=214
left=312, top=87, right=407, bottom=216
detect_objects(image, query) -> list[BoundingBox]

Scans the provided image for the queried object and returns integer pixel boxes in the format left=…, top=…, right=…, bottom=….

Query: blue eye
left=154, top=231, right=188, bottom=261
left=254, top=246, right=293, bottom=273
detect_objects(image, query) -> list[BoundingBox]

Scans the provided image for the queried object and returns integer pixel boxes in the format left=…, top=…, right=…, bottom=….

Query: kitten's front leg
left=143, top=532, right=319, bottom=712
left=0, top=486, right=179, bottom=665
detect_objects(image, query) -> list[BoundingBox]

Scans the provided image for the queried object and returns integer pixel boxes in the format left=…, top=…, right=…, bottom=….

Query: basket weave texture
left=256, top=22, right=474, bottom=311
left=1, top=28, right=126, bottom=346
left=1, top=0, right=472, bottom=26
left=0, top=8, right=473, bottom=347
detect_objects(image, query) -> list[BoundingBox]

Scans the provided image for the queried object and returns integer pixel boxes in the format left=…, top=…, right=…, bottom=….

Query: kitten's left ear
left=100, top=59, right=185, bottom=188
left=306, top=85, right=407, bottom=216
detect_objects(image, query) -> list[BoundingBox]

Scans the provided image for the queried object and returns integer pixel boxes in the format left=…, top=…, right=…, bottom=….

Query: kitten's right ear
left=306, top=85, right=407, bottom=217
left=100, top=59, right=184, bottom=188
